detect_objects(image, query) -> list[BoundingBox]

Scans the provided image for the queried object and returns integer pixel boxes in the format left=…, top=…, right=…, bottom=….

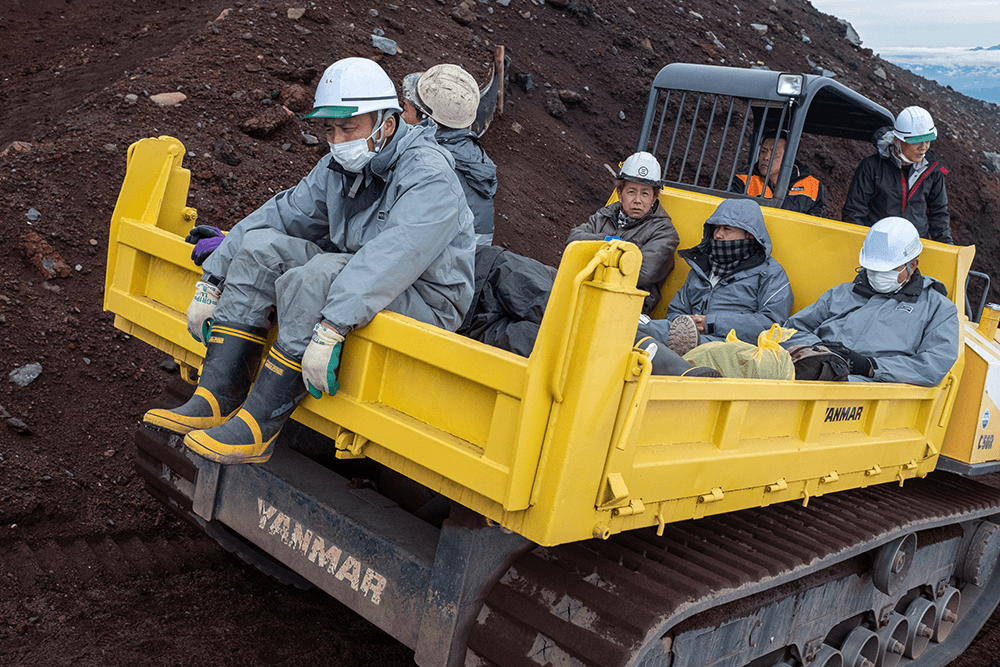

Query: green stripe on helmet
left=302, top=105, right=361, bottom=120
left=903, top=131, right=936, bottom=144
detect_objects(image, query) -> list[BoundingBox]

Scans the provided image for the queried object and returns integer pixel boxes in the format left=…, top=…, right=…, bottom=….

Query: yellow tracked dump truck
left=106, top=64, right=1000, bottom=667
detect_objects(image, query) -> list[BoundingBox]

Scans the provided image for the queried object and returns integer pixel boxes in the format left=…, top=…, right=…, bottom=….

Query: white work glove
left=187, top=280, right=221, bottom=344
left=302, top=322, right=345, bottom=398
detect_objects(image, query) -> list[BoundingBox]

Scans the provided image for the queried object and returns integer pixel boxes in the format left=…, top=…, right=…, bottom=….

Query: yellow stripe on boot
left=141, top=321, right=269, bottom=436
left=184, top=410, right=274, bottom=464
left=183, top=345, right=308, bottom=465
left=211, top=324, right=268, bottom=344
left=142, top=386, right=238, bottom=435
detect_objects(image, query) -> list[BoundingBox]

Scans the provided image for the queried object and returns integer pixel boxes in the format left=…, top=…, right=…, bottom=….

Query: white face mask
left=868, top=266, right=906, bottom=293
left=329, top=115, right=386, bottom=173
left=330, top=138, right=376, bottom=173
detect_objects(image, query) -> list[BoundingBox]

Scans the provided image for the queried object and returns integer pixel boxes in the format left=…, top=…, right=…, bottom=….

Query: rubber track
left=468, top=473, right=1000, bottom=667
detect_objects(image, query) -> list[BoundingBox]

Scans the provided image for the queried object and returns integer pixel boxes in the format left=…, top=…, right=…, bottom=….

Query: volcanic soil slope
left=3, top=0, right=1000, bottom=665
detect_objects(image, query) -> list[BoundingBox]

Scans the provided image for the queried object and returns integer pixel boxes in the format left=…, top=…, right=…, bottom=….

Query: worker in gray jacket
left=402, top=64, right=498, bottom=246
left=144, top=57, right=475, bottom=464
left=785, top=217, right=958, bottom=386
left=639, top=198, right=792, bottom=351
left=567, top=151, right=679, bottom=313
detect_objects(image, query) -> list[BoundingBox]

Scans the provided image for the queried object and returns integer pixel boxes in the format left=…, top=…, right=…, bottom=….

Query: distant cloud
left=811, top=0, right=1000, bottom=47
left=809, top=0, right=1000, bottom=101
left=874, top=47, right=1000, bottom=104
left=876, top=46, right=1000, bottom=69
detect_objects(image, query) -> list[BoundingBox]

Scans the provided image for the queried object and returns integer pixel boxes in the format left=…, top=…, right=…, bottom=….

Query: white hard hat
left=406, top=64, right=479, bottom=129
left=892, top=106, right=937, bottom=144
left=619, top=151, right=662, bottom=186
left=303, top=57, right=402, bottom=120
left=858, top=216, right=923, bottom=271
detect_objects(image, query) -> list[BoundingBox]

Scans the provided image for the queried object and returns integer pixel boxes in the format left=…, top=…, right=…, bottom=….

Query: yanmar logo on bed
left=824, top=406, right=863, bottom=423
left=256, top=498, right=387, bottom=604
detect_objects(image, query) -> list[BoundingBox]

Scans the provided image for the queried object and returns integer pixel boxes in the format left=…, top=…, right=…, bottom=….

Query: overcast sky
left=809, top=0, right=1000, bottom=49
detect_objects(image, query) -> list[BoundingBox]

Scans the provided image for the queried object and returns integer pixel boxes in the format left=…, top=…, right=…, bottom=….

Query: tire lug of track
left=470, top=474, right=1000, bottom=667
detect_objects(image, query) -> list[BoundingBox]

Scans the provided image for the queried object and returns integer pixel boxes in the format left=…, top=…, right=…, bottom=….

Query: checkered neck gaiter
left=708, top=237, right=758, bottom=279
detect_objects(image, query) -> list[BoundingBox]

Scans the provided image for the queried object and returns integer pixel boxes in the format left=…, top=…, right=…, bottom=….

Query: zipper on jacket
left=899, top=170, right=909, bottom=214
left=899, top=161, right=939, bottom=215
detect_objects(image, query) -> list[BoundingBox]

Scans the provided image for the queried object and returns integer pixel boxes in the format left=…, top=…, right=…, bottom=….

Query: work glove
left=187, top=280, right=221, bottom=344
left=185, top=225, right=226, bottom=266
left=302, top=322, right=345, bottom=398
left=821, top=341, right=875, bottom=378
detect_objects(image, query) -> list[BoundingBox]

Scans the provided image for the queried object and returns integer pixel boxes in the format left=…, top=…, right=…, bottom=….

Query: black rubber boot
left=637, top=336, right=722, bottom=377
left=184, top=345, right=308, bottom=464
left=679, top=365, right=724, bottom=378
left=143, top=322, right=269, bottom=435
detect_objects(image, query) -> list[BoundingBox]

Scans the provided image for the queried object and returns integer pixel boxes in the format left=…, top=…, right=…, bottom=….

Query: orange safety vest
left=737, top=173, right=821, bottom=202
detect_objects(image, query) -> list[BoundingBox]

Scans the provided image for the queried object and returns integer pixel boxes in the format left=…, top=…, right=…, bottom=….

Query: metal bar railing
left=725, top=98, right=754, bottom=192
left=662, top=92, right=687, bottom=180
left=966, top=270, right=992, bottom=323
left=650, top=90, right=671, bottom=156
left=709, top=97, right=737, bottom=191
left=693, top=95, right=720, bottom=187
left=767, top=104, right=791, bottom=204
left=676, top=93, right=704, bottom=184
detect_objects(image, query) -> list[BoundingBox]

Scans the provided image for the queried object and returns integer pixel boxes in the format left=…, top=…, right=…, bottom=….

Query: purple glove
left=185, top=225, right=225, bottom=266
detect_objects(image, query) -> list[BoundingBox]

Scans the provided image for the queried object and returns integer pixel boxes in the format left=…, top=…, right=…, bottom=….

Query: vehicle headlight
left=777, top=74, right=804, bottom=97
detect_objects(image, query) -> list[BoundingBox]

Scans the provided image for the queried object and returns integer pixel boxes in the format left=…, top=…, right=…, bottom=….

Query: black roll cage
left=636, top=63, right=895, bottom=207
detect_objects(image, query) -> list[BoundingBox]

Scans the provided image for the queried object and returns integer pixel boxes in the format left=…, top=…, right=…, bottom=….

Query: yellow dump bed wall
left=106, top=137, right=980, bottom=547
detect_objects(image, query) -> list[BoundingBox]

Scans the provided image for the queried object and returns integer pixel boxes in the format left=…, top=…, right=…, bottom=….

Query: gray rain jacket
left=435, top=125, right=497, bottom=246
left=784, top=269, right=959, bottom=386
left=203, top=121, right=475, bottom=334
left=567, top=200, right=679, bottom=313
left=666, top=199, right=793, bottom=342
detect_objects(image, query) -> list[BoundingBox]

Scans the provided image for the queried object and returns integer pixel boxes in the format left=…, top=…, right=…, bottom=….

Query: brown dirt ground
left=2, top=0, right=1000, bottom=665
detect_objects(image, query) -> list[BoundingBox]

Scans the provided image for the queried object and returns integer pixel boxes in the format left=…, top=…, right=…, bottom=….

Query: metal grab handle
left=936, top=372, right=959, bottom=430
left=610, top=350, right=653, bottom=453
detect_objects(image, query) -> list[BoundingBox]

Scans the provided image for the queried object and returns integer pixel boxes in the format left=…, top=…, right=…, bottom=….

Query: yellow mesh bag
left=682, top=324, right=796, bottom=380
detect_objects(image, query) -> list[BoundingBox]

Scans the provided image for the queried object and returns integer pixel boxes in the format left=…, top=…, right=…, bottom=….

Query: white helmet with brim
left=619, top=151, right=663, bottom=187
left=859, top=216, right=923, bottom=272
left=892, top=106, right=937, bottom=144
left=303, top=57, right=402, bottom=120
